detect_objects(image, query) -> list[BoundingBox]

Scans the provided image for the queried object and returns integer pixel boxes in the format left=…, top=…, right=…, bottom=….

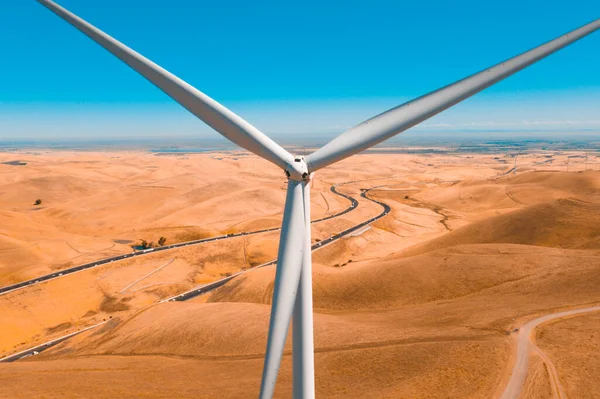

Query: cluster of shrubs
left=333, top=259, right=353, bottom=268
left=139, top=236, right=167, bottom=249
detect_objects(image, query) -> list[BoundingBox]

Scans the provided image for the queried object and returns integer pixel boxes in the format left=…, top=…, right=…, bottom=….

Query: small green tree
left=34, top=199, right=42, bottom=206
left=140, top=239, right=149, bottom=249
left=158, top=237, right=167, bottom=246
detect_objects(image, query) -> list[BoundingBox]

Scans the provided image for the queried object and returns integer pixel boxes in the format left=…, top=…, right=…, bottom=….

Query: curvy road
left=0, top=321, right=108, bottom=363
left=0, top=181, right=390, bottom=362
left=0, top=184, right=358, bottom=297
left=162, top=186, right=390, bottom=302
left=499, top=306, right=600, bottom=399
left=8, top=167, right=593, bottom=398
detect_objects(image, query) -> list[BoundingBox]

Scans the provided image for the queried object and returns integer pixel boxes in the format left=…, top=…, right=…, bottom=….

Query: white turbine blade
left=38, top=0, right=295, bottom=171
left=306, top=18, right=600, bottom=172
left=259, top=180, right=306, bottom=399
left=292, top=181, right=315, bottom=399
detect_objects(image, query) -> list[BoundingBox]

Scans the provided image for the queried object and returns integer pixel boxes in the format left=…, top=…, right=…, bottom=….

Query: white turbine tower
left=37, top=1, right=599, bottom=397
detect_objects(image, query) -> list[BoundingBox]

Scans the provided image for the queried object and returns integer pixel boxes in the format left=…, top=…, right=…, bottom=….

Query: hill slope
left=400, top=198, right=600, bottom=258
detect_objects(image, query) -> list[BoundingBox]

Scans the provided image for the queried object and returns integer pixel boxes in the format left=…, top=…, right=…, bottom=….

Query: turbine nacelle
left=285, top=157, right=310, bottom=181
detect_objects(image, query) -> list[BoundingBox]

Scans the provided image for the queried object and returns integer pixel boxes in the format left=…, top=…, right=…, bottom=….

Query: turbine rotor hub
left=285, top=157, right=310, bottom=181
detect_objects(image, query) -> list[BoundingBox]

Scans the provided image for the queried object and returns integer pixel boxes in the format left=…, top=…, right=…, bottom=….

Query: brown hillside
left=401, top=198, right=600, bottom=258
left=10, top=244, right=599, bottom=399
left=411, top=170, right=599, bottom=213
left=207, top=244, right=600, bottom=311
left=2, top=155, right=599, bottom=398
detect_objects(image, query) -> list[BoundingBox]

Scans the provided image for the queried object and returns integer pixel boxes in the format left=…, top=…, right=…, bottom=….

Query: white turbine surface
left=259, top=179, right=306, bottom=399
left=293, top=181, right=315, bottom=399
left=37, top=1, right=599, bottom=397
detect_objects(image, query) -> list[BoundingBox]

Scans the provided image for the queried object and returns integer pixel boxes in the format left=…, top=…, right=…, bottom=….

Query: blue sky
left=1, top=0, right=599, bottom=141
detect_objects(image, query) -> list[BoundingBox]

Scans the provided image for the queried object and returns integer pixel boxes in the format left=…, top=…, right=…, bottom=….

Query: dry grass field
left=0, top=149, right=598, bottom=398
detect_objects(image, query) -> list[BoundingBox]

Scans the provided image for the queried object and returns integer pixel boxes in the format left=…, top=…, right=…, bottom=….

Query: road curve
left=162, top=185, right=390, bottom=302
left=0, top=184, right=358, bottom=297
left=0, top=321, right=108, bottom=363
left=0, top=181, right=389, bottom=362
left=499, top=306, right=600, bottom=399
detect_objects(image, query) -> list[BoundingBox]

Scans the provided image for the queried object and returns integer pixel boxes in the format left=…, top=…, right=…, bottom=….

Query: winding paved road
left=0, top=184, right=358, bottom=297
left=0, top=321, right=108, bottom=363
left=499, top=306, right=600, bottom=399
left=162, top=185, right=390, bottom=302
left=0, top=181, right=390, bottom=362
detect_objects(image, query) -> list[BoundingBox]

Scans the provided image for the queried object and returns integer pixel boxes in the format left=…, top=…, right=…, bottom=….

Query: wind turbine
left=36, top=1, right=599, bottom=397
